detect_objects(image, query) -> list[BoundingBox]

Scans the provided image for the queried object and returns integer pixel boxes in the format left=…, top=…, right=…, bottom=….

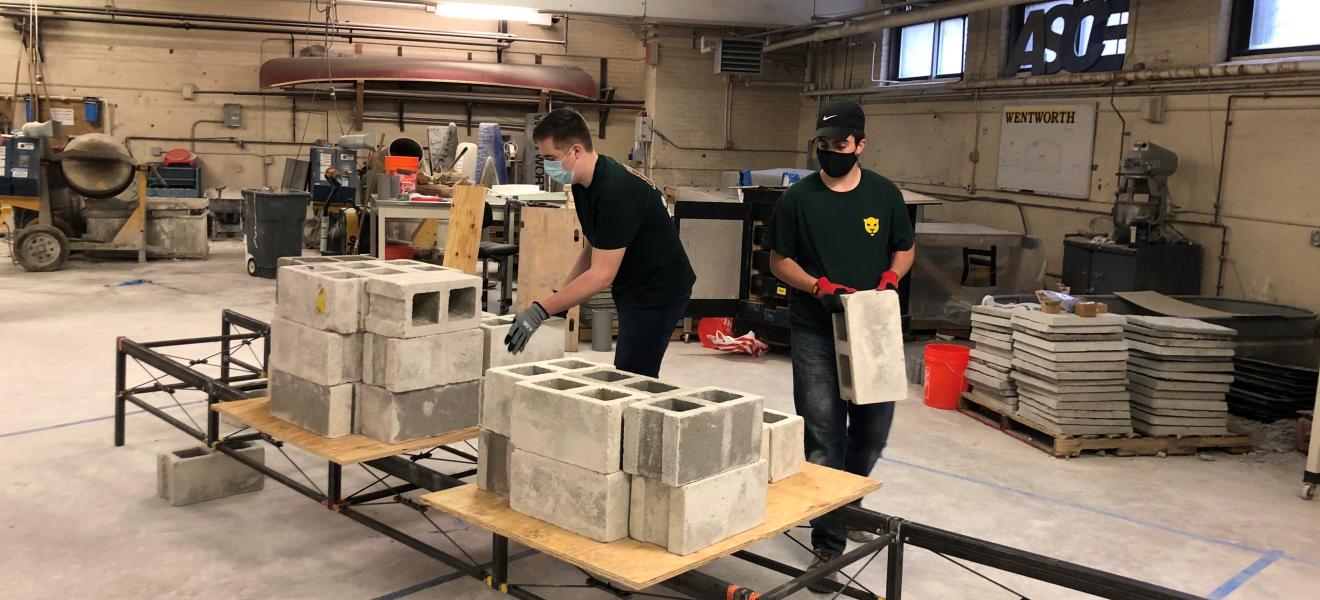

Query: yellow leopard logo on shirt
left=863, top=216, right=880, bottom=236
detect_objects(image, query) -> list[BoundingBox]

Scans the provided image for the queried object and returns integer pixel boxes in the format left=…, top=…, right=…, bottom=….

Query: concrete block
left=269, top=317, right=362, bottom=386
left=617, top=376, right=687, bottom=397
left=157, top=442, right=265, bottom=507
left=356, top=381, right=480, bottom=444
left=1012, top=332, right=1128, bottom=353
left=761, top=409, right=804, bottom=483
left=630, top=460, right=768, bottom=555
left=363, top=328, right=483, bottom=393
left=509, top=449, right=630, bottom=542
left=364, top=269, right=482, bottom=338
left=268, top=368, right=355, bottom=437
left=511, top=378, right=649, bottom=473
left=276, top=265, right=370, bottom=333
left=477, top=429, right=513, bottom=495
left=481, top=360, right=606, bottom=436
left=833, top=290, right=906, bottom=404
left=480, top=314, right=565, bottom=370
left=623, top=388, right=763, bottom=486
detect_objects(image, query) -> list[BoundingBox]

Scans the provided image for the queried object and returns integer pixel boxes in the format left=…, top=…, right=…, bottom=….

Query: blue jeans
left=613, top=295, right=690, bottom=378
left=791, top=327, right=895, bottom=558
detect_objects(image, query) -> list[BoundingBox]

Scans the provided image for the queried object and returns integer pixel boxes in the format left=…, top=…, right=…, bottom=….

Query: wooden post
left=442, top=185, right=486, bottom=275
left=353, top=80, right=365, bottom=132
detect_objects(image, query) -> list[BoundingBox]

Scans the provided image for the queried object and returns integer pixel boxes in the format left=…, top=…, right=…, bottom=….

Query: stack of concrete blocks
left=478, top=312, right=567, bottom=370
left=965, top=305, right=1020, bottom=412
left=623, top=386, right=769, bottom=555
left=1123, top=316, right=1237, bottom=436
left=833, top=290, right=907, bottom=404
left=477, top=358, right=605, bottom=495
left=268, top=257, right=484, bottom=443
left=1008, top=311, right=1134, bottom=435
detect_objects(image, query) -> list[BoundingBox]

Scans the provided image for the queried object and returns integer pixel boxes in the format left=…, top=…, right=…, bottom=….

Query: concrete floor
left=2, top=240, right=1318, bottom=599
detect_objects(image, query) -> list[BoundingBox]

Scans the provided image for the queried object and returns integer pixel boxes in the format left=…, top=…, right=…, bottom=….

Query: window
left=1009, top=0, right=1129, bottom=74
left=891, top=15, right=967, bottom=81
left=1231, top=0, right=1320, bottom=56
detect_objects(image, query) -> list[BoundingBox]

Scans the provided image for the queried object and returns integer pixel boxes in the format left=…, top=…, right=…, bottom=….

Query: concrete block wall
left=269, top=260, right=487, bottom=442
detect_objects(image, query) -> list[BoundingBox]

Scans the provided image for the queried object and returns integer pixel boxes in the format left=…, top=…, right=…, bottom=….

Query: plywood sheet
left=419, top=463, right=880, bottom=590
left=517, top=205, right=586, bottom=352
left=442, top=185, right=485, bottom=275
left=212, top=397, right=477, bottom=465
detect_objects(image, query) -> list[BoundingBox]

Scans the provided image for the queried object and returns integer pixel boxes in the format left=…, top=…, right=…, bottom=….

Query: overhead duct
left=763, top=0, right=1025, bottom=53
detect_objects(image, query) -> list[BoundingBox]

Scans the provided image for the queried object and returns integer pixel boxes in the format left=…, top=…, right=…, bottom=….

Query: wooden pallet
left=958, top=393, right=1252, bottom=458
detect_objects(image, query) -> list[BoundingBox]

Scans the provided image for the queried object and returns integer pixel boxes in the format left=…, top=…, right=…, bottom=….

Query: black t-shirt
left=573, top=155, right=696, bottom=306
left=765, top=169, right=915, bottom=335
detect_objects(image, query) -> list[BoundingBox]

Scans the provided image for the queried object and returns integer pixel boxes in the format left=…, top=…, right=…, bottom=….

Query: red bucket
left=383, top=243, right=415, bottom=260
left=923, top=343, right=971, bottom=410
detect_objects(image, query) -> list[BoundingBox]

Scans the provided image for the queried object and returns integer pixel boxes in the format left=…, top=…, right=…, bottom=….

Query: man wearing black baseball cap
left=766, top=100, right=916, bottom=586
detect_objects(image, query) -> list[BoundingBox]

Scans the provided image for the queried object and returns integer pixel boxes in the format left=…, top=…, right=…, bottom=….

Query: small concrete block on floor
left=622, top=387, right=763, bottom=486
left=834, top=290, right=906, bottom=404
left=157, top=442, right=265, bottom=507
left=761, top=409, right=804, bottom=483
left=364, top=270, right=482, bottom=338
left=362, top=328, right=483, bottom=393
left=268, top=368, right=355, bottom=437
left=275, top=264, right=370, bottom=333
left=482, top=360, right=606, bottom=436
left=508, top=449, right=630, bottom=543
left=269, top=317, right=362, bottom=386
left=511, top=377, right=648, bottom=473
left=356, top=381, right=480, bottom=444
left=479, top=314, right=565, bottom=370
left=630, top=460, right=768, bottom=555
left=477, top=429, right=513, bottom=495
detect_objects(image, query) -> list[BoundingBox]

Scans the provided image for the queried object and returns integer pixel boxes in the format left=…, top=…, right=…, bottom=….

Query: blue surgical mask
left=544, top=148, right=578, bottom=185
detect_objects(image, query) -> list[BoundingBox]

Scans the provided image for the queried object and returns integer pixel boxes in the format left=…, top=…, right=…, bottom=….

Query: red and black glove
left=877, top=270, right=900, bottom=291
left=813, top=276, right=855, bottom=314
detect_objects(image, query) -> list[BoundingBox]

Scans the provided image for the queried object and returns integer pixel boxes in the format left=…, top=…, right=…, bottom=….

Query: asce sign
left=1003, top=0, right=1124, bottom=77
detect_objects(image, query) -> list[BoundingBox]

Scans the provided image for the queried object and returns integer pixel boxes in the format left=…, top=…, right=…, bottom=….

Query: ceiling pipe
left=764, top=0, right=1022, bottom=52
left=745, top=0, right=940, bottom=39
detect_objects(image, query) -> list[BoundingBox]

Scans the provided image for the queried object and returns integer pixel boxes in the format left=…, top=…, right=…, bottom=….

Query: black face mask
left=816, top=148, right=858, bottom=178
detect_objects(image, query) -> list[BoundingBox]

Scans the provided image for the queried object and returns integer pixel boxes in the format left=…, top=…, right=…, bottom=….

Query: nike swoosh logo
left=822, top=115, right=837, bottom=120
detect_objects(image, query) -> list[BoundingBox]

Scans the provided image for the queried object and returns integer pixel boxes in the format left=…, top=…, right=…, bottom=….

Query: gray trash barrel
left=241, top=189, right=310, bottom=278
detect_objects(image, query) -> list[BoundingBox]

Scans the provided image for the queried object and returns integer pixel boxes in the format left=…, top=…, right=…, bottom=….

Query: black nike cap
left=813, top=100, right=865, bottom=142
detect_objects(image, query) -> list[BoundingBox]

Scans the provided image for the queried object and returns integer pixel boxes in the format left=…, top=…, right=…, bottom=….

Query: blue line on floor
left=0, top=399, right=208, bottom=439
left=1206, top=550, right=1284, bottom=599
left=371, top=549, right=538, bottom=600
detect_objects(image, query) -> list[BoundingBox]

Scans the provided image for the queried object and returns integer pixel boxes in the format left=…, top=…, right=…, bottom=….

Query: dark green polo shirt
left=765, top=169, right=915, bottom=335
left=572, top=154, right=695, bottom=306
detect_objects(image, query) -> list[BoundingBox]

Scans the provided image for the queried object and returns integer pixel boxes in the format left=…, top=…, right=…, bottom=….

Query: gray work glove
left=505, top=302, right=550, bottom=354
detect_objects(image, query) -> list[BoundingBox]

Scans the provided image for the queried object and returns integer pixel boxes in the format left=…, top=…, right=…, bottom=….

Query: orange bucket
left=385, top=156, right=421, bottom=193
left=923, top=343, right=971, bottom=410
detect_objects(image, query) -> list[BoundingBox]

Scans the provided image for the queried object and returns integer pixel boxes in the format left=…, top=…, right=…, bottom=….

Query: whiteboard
left=997, top=103, right=1096, bottom=199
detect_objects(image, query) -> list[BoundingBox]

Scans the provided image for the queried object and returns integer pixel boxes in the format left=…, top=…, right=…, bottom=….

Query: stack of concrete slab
left=623, top=386, right=770, bottom=555
left=268, top=258, right=485, bottom=444
left=1009, top=311, right=1133, bottom=435
left=1123, top=315, right=1236, bottom=436
left=966, top=305, right=1019, bottom=412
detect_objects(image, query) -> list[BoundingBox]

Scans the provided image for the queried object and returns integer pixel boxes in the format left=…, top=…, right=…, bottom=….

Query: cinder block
left=270, top=317, right=362, bottom=386
left=356, top=381, right=480, bottom=443
left=479, top=314, right=566, bottom=370
left=622, top=387, right=764, bottom=486
left=362, top=328, right=483, bottom=393
left=511, top=377, right=648, bottom=473
left=617, top=376, right=687, bottom=397
left=157, top=442, right=265, bottom=507
left=276, top=265, right=370, bottom=333
left=509, top=448, right=630, bottom=542
left=761, top=409, right=804, bottom=483
left=477, top=429, right=513, bottom=495
left=268, top=369, right=355, bottom=437
left=629, top=460, right=768, bottom=555
left=481, top=359, right=606, bottom=436
left=834, top=291, right=907, bottom=404
left=364, top=270, right=482, bottom=338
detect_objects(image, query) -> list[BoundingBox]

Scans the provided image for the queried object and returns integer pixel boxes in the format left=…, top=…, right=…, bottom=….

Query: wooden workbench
left=212, top=397, right=478, bottom=465
left=419, top=463, right=881, bottom=590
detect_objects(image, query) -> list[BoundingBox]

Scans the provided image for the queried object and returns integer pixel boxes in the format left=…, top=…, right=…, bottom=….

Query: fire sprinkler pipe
left=763, top=0, right=1024, bottom=53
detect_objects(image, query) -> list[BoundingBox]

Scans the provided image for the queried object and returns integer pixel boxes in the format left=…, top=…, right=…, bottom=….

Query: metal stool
left=479, top=240, right=519, bottom=315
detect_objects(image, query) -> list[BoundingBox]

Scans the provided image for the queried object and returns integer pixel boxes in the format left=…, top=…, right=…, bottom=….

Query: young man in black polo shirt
left=506, top=108, right=695, bottom=378
left=766, top=100, right=916, bottom=582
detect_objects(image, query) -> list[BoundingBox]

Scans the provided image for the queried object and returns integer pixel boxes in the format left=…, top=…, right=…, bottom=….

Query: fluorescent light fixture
left=434, top=2, right=539, bottom=22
